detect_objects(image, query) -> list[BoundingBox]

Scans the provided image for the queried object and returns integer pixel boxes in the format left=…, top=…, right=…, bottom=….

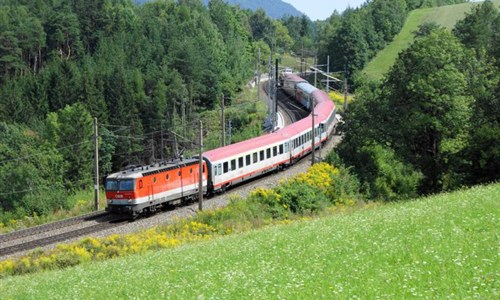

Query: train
left=105, top=72, right=336, bottom=217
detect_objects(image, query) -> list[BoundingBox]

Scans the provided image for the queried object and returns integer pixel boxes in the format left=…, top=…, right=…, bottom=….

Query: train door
left=179, top=167, right=184, bottom=198
left=286, top=140, right=292, bottom=164
left=148, top=177, right=154, bottom=203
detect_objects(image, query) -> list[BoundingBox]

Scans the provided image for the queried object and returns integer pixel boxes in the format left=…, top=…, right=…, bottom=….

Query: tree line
left=334, top=0, right=499, bottom=199
left=0, top=0, right=298, bottom=218
left=316, top=0, right=468, bottom=84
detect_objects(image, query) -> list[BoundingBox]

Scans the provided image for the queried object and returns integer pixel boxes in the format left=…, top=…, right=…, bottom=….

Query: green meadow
left=363, top=1, right=500, bottom=81
left=1, top=183, right=498, bottom=299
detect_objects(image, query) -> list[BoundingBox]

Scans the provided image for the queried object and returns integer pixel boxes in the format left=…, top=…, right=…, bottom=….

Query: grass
left=0, top=189, right=107, bottom=234
left=363, top=0, right=500, bottom=82
left=1, top=183, right=498, bottom=299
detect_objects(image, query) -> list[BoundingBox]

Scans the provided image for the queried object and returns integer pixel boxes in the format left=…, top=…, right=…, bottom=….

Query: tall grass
left=1, top=183, right=497, bottom=299
left=0, top=189, right=106, bottom=233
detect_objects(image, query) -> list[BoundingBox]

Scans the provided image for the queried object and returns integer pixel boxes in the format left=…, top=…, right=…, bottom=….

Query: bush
left=356, top=143, right=423, bottom=201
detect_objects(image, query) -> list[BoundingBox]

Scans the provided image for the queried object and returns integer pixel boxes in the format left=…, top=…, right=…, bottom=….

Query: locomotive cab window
left=118, top=179, right=135, bottom=191
left=105, top=179, right=118, bottom=191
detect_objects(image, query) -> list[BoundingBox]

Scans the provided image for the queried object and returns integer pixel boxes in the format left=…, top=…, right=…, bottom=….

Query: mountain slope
left=363, top=0, right=500, bottom=81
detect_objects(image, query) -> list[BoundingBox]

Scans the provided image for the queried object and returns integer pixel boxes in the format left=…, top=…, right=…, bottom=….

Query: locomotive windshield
left=105, top=179, right=135, bottom=191
left=105, top=179, right=118, bottom=191
left=119, top=180, right=135, bottom=191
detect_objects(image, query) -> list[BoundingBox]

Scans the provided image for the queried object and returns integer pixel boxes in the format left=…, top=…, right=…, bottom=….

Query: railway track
left=0, top=212, right=125, bottom=257
left=277, top=88, right=309, bottom=124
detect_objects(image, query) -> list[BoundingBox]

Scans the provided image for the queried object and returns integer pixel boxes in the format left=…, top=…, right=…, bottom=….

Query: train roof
left=204, top=77, right=335, bottom=164
left=297, top=82, right=318, bottom=94
left=106, top=158, right=199, bottom=180
left=203, top=131, right=293, bottom=163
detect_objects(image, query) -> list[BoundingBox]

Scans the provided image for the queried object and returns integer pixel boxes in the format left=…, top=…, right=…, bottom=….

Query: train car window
left=260, top=150, right=264, bottom=161
left=273, top=146, right=277, bottom=157
left=284, top=143, right=289, bottom=153
left=218, top=164, right=222, bottom=175
left=223, top=162, right=228, bottom=173
left=253, top=153, right=258, bottom=163
left=266, top=148, right=271, bottom=158
left=213, top=166, right=218, bottom=176
left=105, top=179, right=118, bottom=191
left=231, top=159, right=236, bottom=171
left=279, top=144, right=284, bottom=154
left=239, top=157, right=244, bottom=168
left=246, top=154, right=251, bottom=166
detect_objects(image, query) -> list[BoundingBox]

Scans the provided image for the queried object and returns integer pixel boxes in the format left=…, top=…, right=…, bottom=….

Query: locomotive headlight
left=128, top=199, right=133, bottom=204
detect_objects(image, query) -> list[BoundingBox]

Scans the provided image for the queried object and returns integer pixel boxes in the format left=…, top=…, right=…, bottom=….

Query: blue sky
left=283, top=0, right=367, bottom=20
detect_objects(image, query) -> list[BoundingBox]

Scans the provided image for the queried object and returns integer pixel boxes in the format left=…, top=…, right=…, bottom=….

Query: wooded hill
left=0, top=0, right=497, bottom=222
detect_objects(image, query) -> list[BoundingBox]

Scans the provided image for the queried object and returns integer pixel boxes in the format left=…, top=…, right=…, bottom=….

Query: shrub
left=356, top=143, right=423, bottom=201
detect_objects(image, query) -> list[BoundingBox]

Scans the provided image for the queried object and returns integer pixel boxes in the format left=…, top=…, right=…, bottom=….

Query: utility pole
left=257, top=48, right=261, bottom=99
left=301, top=40, right=304, bottom=76
left=344, top=63, right=349, bottom=112
left=314, top=55, right=318, bottom=87
left=198, top=121, right=203, bottom=211
left=326, top=55, right=330, bottom=94
left=267, top=56, right=272, bottom=115
left=93, top=118, right=99, bottom=211
left=274, top=58, right=279, bottom=130
left=151, top=136, right=155, bottom=162
left=311, top=99, right=315, bottom=166
left=181, top=99, right=186, bottom=138
left=227, top=120, right=232, bottom=145
left=160, top=122, right=164, bottom=161
left=221, top=93, right=225, bottom=147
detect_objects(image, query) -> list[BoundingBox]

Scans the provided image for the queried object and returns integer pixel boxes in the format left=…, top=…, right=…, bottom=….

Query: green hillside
left=363, top=0, right=500, bottom=81
left=1, top=184, right=498, bottom=299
